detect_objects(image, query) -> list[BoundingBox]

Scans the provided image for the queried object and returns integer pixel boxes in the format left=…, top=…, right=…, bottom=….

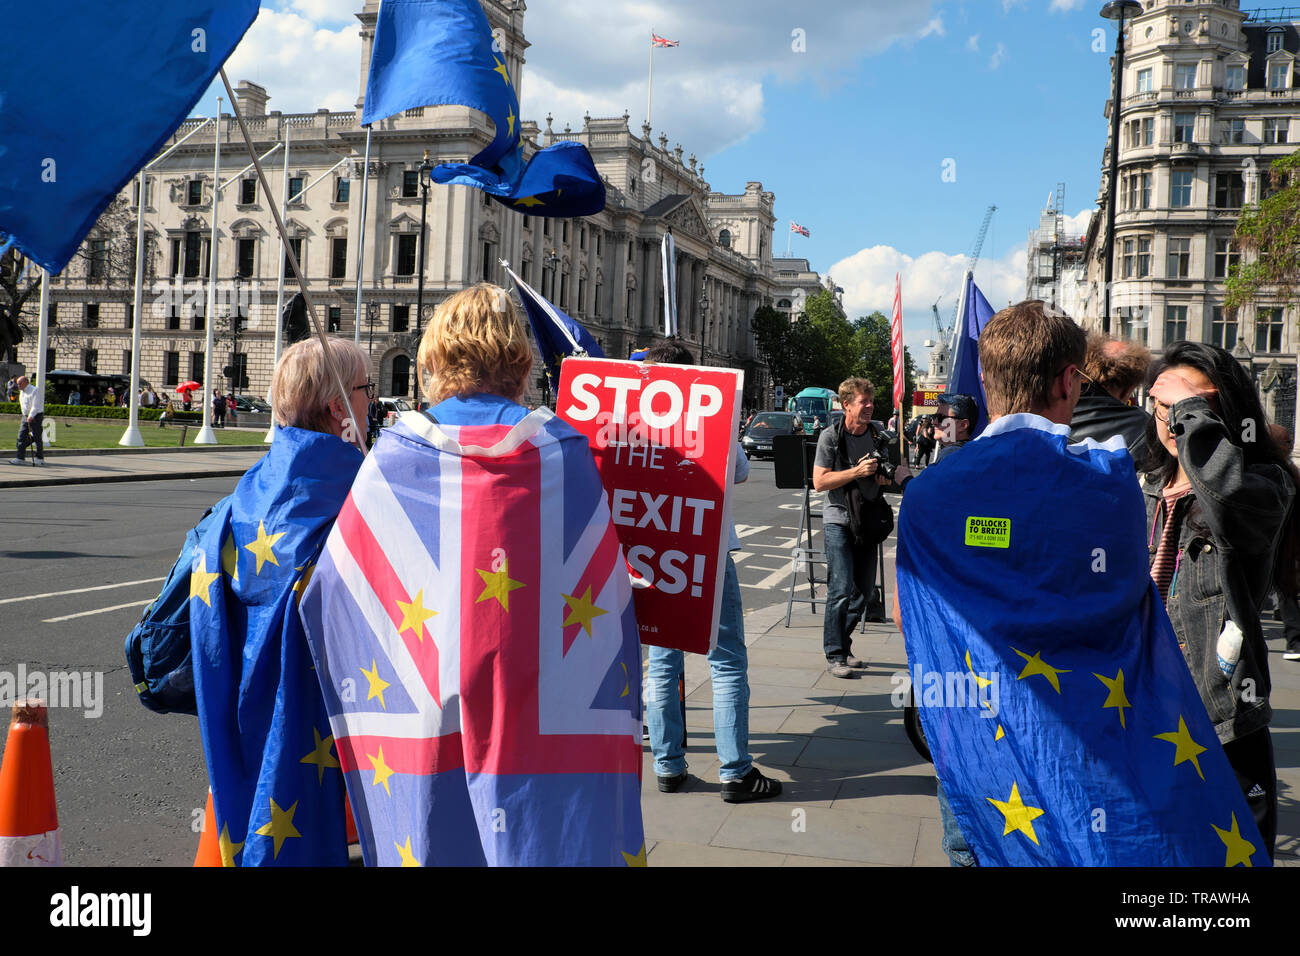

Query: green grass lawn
left=0, top=415, right=269, bottom=450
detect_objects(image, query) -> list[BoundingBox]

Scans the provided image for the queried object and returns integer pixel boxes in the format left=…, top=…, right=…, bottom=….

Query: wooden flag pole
left=219, top=68, right=365, bottom=454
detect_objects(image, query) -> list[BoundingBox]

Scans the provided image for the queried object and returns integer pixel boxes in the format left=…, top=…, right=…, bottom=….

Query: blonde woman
left=190, top=337, right=370, bottom=865
left=299, top=285, right=646, bottom=866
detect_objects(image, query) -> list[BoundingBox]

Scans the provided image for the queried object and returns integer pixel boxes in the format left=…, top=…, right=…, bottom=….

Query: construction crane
left=950, top=204, right=998, bottom=329
left=925, top=296, right=944, bottom=346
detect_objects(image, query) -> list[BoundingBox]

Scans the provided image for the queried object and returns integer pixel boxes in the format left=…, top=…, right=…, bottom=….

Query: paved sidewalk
left=0, top=446, right=266, bottom=488
left=644, top=599, right=1300, bottom=866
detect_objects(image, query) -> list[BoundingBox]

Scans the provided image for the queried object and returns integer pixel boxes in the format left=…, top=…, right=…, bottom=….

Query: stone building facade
left=1081, top=0, right=1300, bottom=426
left=18, top=0, right=811, bottom=413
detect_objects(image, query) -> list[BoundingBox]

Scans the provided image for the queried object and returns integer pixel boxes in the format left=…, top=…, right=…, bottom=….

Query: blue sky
left=207, top=0, right=1136, bottom=356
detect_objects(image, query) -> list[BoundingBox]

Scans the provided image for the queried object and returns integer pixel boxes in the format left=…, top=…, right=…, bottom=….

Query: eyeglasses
left=353, top=379, right=376, bottom=399
left=1153, top=399, right=1169, bottom=424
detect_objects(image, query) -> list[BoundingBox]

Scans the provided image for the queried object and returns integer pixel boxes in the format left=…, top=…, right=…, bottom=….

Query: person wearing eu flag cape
left=190, top=338, right=371, bottom=866
left=896, top=301, right=1270, bottom=867
left=298, top=285, right=645, bottom=866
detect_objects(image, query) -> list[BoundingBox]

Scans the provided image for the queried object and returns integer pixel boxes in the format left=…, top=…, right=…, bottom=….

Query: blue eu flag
left=362, top=0, right=604, bottom=217
left=506, top=265, right=605, bottom=390
left=0, top=0, right=260, bottom=273
left=897, top=416, right=1270, bottom=867
left=945, top=273, right=995, bottom=438
left=190, top=427, right=363, bottom=866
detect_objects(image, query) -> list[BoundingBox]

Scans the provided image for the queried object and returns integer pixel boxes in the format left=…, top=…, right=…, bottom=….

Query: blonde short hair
left=418, top=284, right=532, bottom=404
left=270, top=337, right=368, bottom=433
left=979, top=300, right=1086, bottom=418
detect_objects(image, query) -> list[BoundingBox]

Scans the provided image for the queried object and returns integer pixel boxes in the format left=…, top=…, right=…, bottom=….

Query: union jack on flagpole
left=786, top=220, right=809, bottom=256
left=647, top=30, right=679, bottom=126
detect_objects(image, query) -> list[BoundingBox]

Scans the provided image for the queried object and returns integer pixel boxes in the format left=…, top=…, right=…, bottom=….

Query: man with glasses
left=891, top=301, right=1238, bottom=866
left=932, top=393, right=978, bottom=464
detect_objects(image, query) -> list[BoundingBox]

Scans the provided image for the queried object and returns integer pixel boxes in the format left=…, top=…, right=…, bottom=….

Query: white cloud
left=1062, top=208, right=1093, bottom=237
left=919, top=16, right=945, bottom=38
left=215, top=2, right=942, bottom=157
left=989, top=43, right=1008, bottom=70
left=826, top=243, right=1030, bottom=362
left=221, top=8, right=361, bottom=112
left=287, top=0, right=359, bottom=23
left=1049, top=0, right=1088, bottom=11
left=520, top=0, right=943, bottom=156
left=967, top=34, right=981, bottom=52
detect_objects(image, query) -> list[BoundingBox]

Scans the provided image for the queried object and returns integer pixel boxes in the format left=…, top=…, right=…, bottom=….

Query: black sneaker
left=721, top=767, right=783, bottom=803
left=657, top=771, right=688, bottom=793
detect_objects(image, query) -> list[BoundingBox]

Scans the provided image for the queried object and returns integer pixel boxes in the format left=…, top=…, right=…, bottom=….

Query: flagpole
left=946, top=270, right=971, bottom=394
left=646, top=32, right=655, bottom=126
left=786, top=223, right=792, bottom=258
left=119, top=170, right=148, bottom=446
left=194, top=98, right=221, bottom=445
left=265, top=122, right=291, bottom=443
left=34, top=267, right=49, bottom=426
left=352, top=125, right=372, bottom=347
left=219, top=68, right=365, bottom=454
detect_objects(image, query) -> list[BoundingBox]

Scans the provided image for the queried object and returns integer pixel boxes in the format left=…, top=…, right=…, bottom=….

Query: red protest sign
left=558, top=357, right=742, bottom=655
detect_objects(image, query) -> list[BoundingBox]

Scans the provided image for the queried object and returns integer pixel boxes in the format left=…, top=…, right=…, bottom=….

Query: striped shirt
left=1151, top=482, right=1193, bottom=604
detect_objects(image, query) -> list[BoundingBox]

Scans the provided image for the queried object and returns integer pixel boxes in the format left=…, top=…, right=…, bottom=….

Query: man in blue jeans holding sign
left=641, top=341, right=782, bottom=803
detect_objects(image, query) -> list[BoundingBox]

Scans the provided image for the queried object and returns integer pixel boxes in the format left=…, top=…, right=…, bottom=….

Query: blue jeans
left=646, top=556, right=752, bottom=782
left=936, top=781, right=976, bottom=867
left=822, top=522, right=876, bottom=662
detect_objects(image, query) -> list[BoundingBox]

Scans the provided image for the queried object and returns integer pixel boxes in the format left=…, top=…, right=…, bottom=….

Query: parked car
left=376, top=396, right=413, bottom=427
left=740, top=411, right=803, bottom=459
left=232, top=394, right=271, bottom=413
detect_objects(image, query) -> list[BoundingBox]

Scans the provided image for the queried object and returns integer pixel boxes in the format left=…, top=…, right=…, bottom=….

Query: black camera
left=863, top=449, right=896, bottom=482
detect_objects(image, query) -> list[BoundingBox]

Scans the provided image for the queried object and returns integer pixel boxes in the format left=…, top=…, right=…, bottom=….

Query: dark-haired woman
left=1141, top=341, right=1299, bottom=859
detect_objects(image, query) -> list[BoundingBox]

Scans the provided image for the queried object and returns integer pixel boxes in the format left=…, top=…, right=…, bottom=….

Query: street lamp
left=543, top=248, right=559, bottom=300
left=698, top=289, right=710, bottom=362
left=415, top=149, right=434, bottom=337
left=366, top=302, right=380, bottom=355
left=1100, top=1, right=1143, bottom=336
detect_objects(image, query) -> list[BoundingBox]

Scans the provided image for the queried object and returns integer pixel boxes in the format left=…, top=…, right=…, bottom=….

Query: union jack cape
left=298, top=395, right=645, bottom=866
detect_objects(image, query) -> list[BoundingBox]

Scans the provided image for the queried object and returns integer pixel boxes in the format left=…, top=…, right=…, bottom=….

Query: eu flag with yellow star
left=297, top=395, right=645, bottom=866
left=506, top=265, right=605, bottom=391
left=361, top=0, right=604, bottom=217
left=896, top=415, right=1269, bottom=867
left=190, top=426, right=363, bottom=866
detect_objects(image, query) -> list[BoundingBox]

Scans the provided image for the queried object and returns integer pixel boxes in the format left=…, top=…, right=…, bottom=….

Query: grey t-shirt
left=815, top=423, right=883, bottom=527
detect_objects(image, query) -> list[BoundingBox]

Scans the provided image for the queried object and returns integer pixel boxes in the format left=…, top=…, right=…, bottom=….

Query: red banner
left=913, top=390, right=942, bottom=408
left=891, top=273, right=904, bottom=411
left=558, top=358, right=742, bottom=654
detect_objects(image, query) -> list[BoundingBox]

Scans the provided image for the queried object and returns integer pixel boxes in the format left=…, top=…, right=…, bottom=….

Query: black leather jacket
left=1142, top=396, right=1294, bottom=744
left=1070, top=387, right=1151, bottom=463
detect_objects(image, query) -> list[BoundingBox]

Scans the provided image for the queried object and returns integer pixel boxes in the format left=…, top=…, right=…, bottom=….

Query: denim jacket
left=1142, top=396, right=1294, bottom=744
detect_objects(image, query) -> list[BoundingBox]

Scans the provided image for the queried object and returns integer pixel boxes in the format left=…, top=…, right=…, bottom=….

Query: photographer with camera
left=813, top=378, right=911, bottom=678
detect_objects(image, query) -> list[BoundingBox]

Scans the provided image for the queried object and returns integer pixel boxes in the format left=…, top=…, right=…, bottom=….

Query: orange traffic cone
left=0, top=700, right=61, bottom=866
left=193, top=790, right=222, bottom=867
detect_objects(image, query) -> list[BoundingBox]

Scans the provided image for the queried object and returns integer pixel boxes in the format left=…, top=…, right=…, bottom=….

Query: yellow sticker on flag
left=965, top=516, right=1011, bottom=549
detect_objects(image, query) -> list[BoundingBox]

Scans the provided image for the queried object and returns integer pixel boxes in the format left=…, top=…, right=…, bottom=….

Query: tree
left=849, top=311, right=916, bottom=422
left=1226, top=148, right=1300, bottom=311
left=0, top=247, right=40, bottom=362
left=752, top=294, right=916, bottom=419
left=751, top=304, right=813, bottom=390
